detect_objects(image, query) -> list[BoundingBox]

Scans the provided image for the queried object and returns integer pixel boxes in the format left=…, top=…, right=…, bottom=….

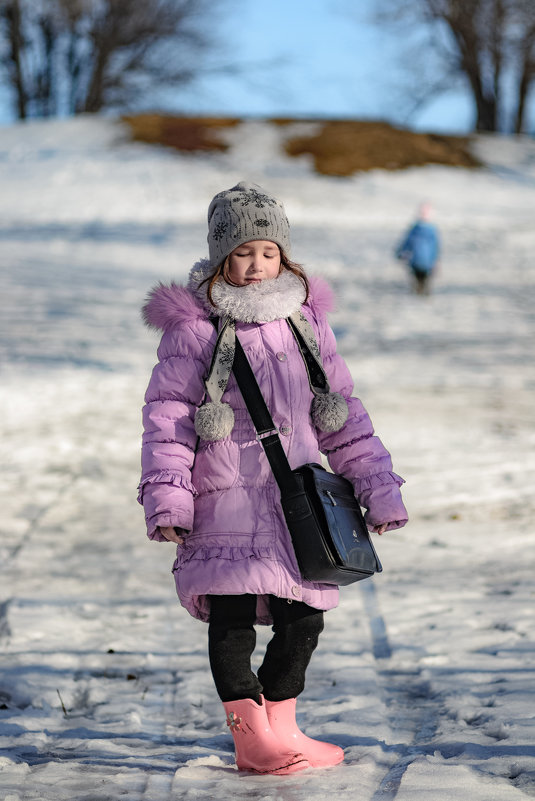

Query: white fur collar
left=188, top=259, right=306, bottom=323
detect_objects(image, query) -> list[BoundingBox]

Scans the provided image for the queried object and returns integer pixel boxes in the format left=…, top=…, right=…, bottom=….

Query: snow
left=1, top=114, right=534, bottom=800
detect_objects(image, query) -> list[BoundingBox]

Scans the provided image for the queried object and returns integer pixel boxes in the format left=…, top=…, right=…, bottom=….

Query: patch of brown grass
left=282, top=120, right=481, bottom=175
left=121, top=113, right=481, bottom=174
left=122, top=113, right=241, bottom=152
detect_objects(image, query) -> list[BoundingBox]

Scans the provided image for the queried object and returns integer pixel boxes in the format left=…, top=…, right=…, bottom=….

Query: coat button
left=280, top=425, right=292, bottom=436
left=276, top=352, right=287, bottom=362
left=291, top=585, right=301, bottom=598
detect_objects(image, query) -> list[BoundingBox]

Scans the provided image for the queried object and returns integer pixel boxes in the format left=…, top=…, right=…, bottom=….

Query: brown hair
left=200, top=247, right=309, bottom=308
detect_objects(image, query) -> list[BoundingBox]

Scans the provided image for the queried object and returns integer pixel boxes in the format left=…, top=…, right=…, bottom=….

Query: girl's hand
left=373, top=523, right=388, bottom=535
left=159, top=526, right=186, bottom=544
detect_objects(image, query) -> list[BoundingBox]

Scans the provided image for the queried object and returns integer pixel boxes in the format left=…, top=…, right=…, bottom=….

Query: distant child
left=138, top=181, right=408, bottom=775
left=396, top=202, right=440, bottom=294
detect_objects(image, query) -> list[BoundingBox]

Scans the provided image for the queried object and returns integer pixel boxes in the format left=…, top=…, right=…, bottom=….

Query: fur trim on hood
left=142, top=259, right=335, bottom=331
left=142, top=281, right=206, bottom=332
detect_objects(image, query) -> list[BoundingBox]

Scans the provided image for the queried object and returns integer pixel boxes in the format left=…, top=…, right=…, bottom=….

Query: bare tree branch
left=359, top=0, right=535, bottom=133
left=0, top=0, right=235, bottom=118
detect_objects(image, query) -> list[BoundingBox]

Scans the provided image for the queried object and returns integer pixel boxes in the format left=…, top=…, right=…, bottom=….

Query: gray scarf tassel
left=288, top=311, right=349, bottom=433
left=194, top=312, right=348, bottom=442
left=194, top=317, right=236, bottom=441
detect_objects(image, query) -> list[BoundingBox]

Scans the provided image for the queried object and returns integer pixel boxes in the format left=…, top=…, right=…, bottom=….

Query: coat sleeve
left=395, top=225, right=415, bottom=260
left=310, top=310, right=408, bottom=532
left=137, top=323, right=212, bottom=541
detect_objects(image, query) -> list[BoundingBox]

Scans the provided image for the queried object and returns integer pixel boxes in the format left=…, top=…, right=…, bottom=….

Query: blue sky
left=170, top=0, right=476, bottom=134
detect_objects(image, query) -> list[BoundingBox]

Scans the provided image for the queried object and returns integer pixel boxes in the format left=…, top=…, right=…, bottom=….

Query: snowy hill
left=0, top=115, right=534, bottom=800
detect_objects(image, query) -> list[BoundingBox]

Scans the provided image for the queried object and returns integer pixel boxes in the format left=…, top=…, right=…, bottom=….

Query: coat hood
left=142, top=259, right=335, bottom=332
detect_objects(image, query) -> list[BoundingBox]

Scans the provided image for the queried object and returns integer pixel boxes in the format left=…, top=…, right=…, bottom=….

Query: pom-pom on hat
left=207, top=181, right=291, bottom=267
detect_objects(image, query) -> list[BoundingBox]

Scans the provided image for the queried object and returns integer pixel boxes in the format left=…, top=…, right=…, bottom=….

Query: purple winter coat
left=138, top=262, right=408, bottom=624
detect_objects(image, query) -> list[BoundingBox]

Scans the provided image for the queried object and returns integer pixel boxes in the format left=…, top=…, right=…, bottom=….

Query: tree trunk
left=475, top=96, right=497, bottom=131
left=514, top=24, right=535, bottom=135
left=515, top=61, right=531, bottom=134
left=444, top=7, right=499, bottom=132
left=6, top=0, right=27, bottom=119
left=81, top=51, right=108, bottom=112
left=37, top=15, right=55, bottom=117
left=463, top=58, right=498, bottom=131
left=80, top=7, right=117, bottom=113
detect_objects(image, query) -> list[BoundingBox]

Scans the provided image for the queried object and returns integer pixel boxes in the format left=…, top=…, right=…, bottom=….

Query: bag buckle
left=256, top=428, right=279, bottom=442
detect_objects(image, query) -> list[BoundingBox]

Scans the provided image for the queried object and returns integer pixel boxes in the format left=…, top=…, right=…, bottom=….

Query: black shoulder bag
left=231, top=334, right=383, bottom=586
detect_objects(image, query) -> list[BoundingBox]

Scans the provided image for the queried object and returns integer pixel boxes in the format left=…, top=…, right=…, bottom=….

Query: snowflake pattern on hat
left=232, top=188, right=277, bottom=208
left=212, top=221, right=229, bottom=241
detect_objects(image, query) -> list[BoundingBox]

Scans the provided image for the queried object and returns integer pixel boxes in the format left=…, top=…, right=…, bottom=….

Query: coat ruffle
left=353, top=470, right=405, bottom=493
left=174, top=543, right=275, bottom=565
left=137, top=470, right=197, bottom=504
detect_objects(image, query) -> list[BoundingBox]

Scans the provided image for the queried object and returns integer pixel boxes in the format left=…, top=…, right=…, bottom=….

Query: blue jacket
left=396, top=221, right=439, bottom=272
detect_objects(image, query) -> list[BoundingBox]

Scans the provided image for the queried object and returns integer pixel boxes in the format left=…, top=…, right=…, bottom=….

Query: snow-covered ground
left=0, top=115, right=534, bottom=800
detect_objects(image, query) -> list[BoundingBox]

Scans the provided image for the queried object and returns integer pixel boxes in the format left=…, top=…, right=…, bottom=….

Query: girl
left=138, top=181, right=408, bottom=775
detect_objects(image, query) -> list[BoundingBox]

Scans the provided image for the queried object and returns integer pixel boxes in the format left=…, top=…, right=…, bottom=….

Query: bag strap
left=231, top=335, right=302, bottom=496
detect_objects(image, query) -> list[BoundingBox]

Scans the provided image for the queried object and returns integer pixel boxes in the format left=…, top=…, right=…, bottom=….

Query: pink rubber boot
left=222, top=696, right=310, bottom=775
left=265, top=698, right=344, bottom=768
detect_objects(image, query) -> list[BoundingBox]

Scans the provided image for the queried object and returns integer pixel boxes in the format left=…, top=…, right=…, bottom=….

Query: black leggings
left=208, top=594, right=324, bottom=703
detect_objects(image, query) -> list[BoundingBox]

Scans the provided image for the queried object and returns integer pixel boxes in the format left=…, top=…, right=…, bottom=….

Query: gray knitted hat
left=207, top=181, right=291, bottom=267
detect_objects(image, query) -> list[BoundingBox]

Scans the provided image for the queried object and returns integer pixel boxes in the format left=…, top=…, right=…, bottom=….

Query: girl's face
left=228, top=240, right=281, bottom=286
